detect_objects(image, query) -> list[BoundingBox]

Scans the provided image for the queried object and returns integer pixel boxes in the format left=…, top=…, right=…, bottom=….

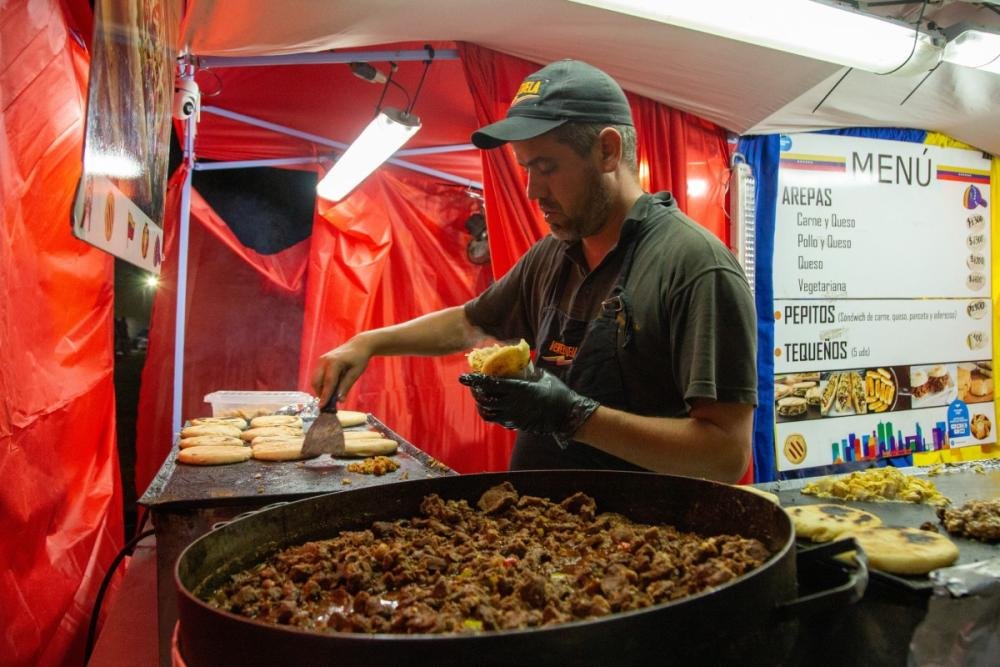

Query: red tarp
left=136, top=42, right=741, bottom=490
left=0, top=15, right=740, bottom=663
left=0, top=1, right=124, bottom=665
left=135, top=166, right=311, bottom=490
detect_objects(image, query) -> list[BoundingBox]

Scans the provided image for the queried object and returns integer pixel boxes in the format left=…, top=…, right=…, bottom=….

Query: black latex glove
left=458, top=369, right=600, bottom=442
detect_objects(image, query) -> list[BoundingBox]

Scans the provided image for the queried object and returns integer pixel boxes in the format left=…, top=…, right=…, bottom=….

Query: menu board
left=772, top=133, right=993, bottom=472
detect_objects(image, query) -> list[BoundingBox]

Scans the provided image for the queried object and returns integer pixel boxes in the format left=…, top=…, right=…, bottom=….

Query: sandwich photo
left=910, top=370, right=931, bottom=399
left=776, top=396, right=807, bottom=419
left=820, top=373, right=840, bottom=416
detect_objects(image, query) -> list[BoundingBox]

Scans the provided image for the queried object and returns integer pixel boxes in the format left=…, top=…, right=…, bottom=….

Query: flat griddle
left=757, top=462, right=1000, bottom=592
left=139, top=415, right=455, bottom=511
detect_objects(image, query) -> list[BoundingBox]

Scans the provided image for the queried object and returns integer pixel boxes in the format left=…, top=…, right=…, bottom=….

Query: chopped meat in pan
left=209, top=482, right=771, bottom=634
left=937, top=498, right=1000, bottom=542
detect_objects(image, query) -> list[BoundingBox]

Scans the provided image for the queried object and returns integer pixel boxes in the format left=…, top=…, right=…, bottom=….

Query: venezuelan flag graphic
left=936, top=164, right=991, bottom=185
left=779, top=153, right=847, bottom=172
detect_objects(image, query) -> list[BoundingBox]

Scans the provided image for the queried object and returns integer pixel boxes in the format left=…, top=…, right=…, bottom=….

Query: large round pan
left=175, top=470, right=855, bottom=666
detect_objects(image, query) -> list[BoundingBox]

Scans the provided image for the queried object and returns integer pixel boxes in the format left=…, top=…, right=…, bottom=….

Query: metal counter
left=756, top=461, right=999, bottom=665
left=758, top=462, right=1000, bottom=583
left=139, top=415, right=455, bottom=666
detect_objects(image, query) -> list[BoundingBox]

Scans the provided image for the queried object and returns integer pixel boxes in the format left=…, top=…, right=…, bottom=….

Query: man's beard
left=551, top=164, right=613, bottom=242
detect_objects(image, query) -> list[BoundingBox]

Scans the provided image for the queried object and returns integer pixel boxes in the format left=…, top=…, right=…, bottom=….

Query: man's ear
left=597, top=127, right=623, bottom=173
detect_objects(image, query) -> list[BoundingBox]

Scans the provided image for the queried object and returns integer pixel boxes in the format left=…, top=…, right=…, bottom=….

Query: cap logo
left=511, top=79, right=542, bottom=106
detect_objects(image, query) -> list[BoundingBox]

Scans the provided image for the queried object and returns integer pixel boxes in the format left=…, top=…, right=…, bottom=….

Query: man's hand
left=311, top=336, right=373, bottom=405
left=458, top=369, right=599, bottom=439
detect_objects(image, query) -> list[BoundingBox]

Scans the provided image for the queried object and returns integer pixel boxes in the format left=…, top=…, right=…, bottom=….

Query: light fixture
left=144, top=274, right=159, bottom=289
left=317, top=46, right=434, bottom=202
left=316, top=108, right=421, bottom=201
left=942, top=24, right=1000, bottom=74
left=568, top=0, right=943, bottom=75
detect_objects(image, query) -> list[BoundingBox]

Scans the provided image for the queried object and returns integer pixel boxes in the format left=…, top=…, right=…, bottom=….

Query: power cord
left=812, top=0, right=931, bottom=114
left=83, top=527, right=156, bottom=664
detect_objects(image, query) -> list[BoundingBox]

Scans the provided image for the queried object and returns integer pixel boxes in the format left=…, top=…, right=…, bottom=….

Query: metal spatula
left=301, top=393, right=346, bottom=458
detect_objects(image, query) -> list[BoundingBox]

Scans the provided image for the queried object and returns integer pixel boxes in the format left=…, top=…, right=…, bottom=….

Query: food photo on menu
left=956, top=360, right=994, bottom=404
left=906, top=363, right=958, bottom=408
left=774, top=367, right=903, bottom=422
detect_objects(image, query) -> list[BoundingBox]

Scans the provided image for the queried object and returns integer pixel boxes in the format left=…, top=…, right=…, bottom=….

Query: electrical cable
left=197, top=68, right=224, bottom=97
left=407, top=44, right=436, bottom=114
left=132, top=504, right=149, bottom=542
left=811, top=67, right=854, bottom=114
left=388, top=79, right=412, bottom=111
left=899, top=60, right=942, bottom=105
left=374, top=62, right=398, bottom=115
left=812, top=0, right=930, bottom=114
left=875, top=0, right=930, bottom=76
left=83, top=528, right=156, bottom=665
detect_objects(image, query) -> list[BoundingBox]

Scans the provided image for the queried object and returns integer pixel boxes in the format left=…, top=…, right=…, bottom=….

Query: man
left=312, top=60, right=757, bottom=482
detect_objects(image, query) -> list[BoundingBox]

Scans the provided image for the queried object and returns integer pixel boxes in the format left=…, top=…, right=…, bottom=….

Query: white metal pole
left=202, top=105, right=483, bottom=190
left=196, top=48, right=458, bottom=69
left=172, top=68, right=197, bottom=437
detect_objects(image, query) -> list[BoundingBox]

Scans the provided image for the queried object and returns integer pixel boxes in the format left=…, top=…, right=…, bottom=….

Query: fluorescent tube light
left=569, top=0, right=943, bottom=74
left=316, top=108, right=421, bottom=202
left=943, top=26, right=1000, bottom=74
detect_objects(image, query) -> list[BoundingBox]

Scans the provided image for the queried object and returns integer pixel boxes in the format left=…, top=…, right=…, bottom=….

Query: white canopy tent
left=180, top=0, right=1000, bottom=155
left=169, top=0, right=1000, bottom=433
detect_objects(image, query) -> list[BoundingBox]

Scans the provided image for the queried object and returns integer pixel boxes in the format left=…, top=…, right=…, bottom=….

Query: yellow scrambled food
left=801, top=467, right=949, bottom=506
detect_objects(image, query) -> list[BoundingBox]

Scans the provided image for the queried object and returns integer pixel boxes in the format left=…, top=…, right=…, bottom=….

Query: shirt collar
left=561, top=191, right=677, bottom=267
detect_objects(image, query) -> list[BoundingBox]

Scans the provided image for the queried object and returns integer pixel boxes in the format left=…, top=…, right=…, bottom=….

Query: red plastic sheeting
left=137, top=43, right=744, bottom=488
left=458, top=43, right=732, bottom=278
left=135, top=166, right=310, bottom=492
left=0, top=1, right=124, bottom=665
left=300, top=170, right=503, bottom=472
left=187, top=40, right=483, bottom=184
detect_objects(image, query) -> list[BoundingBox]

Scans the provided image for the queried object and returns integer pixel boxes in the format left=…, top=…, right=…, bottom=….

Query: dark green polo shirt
left=465, top=192, right=758, bottom=418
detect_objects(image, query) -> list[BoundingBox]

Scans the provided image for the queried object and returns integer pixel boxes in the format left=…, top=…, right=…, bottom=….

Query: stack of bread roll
left=177, top=417, right=252, bottom=465
left=177, top=411, right=394, bottom=464
left=241, top=415, right=307, bottom=462
left=177, top=415, right=308, bottom=464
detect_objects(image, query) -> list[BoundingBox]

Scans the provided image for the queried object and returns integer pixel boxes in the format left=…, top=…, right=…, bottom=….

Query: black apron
left=509, top=224, right=646, bottom=471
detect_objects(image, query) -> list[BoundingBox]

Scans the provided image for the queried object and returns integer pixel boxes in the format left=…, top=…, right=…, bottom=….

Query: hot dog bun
left=467, top=339, right=531, bottom=377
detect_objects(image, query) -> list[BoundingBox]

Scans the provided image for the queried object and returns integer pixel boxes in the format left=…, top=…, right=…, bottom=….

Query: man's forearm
left=572, top=403, right=753, bottom=482
left=363, top=306, right=486, bottom=357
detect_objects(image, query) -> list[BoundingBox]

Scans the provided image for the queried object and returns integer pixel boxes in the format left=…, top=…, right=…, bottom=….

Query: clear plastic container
left=203, top=390, right=314, bottom=418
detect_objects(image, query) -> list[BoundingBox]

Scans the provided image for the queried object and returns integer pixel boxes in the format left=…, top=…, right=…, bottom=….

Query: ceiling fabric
left=180, top=0, right=1000, bottom=155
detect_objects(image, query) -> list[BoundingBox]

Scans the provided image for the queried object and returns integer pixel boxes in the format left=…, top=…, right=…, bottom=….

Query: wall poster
left=71, top=0, right=180, bottom=273
left=773, top=132, right=993, bottom=472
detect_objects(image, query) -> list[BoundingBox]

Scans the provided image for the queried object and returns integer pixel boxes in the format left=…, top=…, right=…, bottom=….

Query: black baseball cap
left=471, top=59, right=634, bottom=149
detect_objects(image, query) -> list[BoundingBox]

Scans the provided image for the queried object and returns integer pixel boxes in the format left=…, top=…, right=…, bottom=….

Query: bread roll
left=177, top=445, right=252, bottom=465
left=337, top=411, right=368, bottom=427
left=250, top=415, right=303, bottom=429
left=179, top=435, right=245, bottom=449
left=467, top=339, right=531, bottom=377
left=181, top=424, right=243, bottom=439
left=189, top=416, right=249, bottom=429
left=240, top=426, right=304, bottom=442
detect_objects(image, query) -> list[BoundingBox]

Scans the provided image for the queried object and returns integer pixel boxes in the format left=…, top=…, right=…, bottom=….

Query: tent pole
left=196, top=48, right=458, bottom=69
left=193, top=157, right=321, bottom=171
left=203, top=105, right=349, bottom=150
left=383, top=157, right=483, bottom=189
left=395, top=144, right=476, bottom=156
left=172, top=72, right=197, bottom=438
left=202, top=105, right=483, bottom=189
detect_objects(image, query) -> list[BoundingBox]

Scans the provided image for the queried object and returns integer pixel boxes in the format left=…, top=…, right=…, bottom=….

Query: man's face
left=511, top=131, right=612, bottom=242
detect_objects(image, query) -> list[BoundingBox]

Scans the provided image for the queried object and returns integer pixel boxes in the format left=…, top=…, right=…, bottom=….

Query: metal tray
left=758, top=463, right=1000, bottom=594
left=139, top=414, right=454, bottom=510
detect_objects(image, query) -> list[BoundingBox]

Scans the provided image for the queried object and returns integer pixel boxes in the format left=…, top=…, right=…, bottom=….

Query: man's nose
left=525, top=172, right=545, bottom=200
